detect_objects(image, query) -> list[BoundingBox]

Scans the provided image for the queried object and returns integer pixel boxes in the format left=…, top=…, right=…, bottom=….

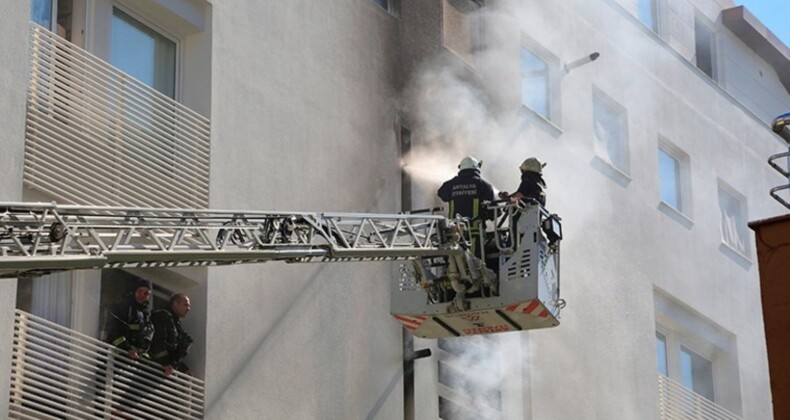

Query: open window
left=694, top=15, right=717, bottom=80
left=592, top=87, right=630, bottom=177
left=717, top=181, right=750, bottom=258
left=443, top=0, right=483, bottom=68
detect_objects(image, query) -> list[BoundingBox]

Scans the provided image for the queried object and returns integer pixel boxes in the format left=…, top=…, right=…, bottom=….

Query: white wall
left=0, top=2, right=31, bottom=415
left=204, top=1, right=403, bottom=418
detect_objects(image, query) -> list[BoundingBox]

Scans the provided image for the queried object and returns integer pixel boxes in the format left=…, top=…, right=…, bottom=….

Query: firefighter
left=499, top=157, right=547, bottom=206
left=151, top=293, right=194, bottom=376
left=105, top=279, right=155, bottom=360
left=100, top=279, right=156, bottom=414
left=438, top=156, right=495, bottom=257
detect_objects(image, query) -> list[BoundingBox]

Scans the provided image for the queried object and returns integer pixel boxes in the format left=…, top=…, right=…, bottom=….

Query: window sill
left=591, top=155, right=631, bottom=188
left=658, top=201, right=694, bottom=230
left=719, top=242, right=752, bottom=269
left=519, top=105, right=563, bottom=138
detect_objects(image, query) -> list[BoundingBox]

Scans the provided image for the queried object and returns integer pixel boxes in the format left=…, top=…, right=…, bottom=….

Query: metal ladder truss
left=0, top=202, right=467, bottom=278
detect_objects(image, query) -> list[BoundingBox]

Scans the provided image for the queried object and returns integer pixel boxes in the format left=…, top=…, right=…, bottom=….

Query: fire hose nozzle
left=564, top=52, right=600, bottom=73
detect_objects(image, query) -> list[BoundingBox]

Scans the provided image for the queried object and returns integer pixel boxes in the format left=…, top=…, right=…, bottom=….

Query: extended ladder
left=0, top=202, right=464, bottom=279
left=0, top=201, right=563, bottom=338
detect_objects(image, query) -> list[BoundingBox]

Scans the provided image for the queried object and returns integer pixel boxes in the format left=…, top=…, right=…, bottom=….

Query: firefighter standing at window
left=499, top=157, right=547, bottom=206
left=105, top=279, right=155, bottom=360
left=438, top=156, right=495, bottom=257
left=151, top=293, right=194, bottom=376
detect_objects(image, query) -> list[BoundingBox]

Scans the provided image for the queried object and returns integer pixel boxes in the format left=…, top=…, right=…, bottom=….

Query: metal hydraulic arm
left=0, top=201, right=563, bottom=338
left=0, top=202, right=466, bottom=279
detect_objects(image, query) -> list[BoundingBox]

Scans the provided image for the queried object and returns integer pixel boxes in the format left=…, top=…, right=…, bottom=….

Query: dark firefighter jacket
left=514, top=171, right=546, bottom=206
left=437, top=169, right=495, bottom=221
left=150, top=308, right=193, bottom=373
left=105, top=295, right=154, bottom=355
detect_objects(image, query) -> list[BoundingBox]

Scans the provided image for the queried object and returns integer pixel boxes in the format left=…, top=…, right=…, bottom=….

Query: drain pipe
left=403, top=329, right=432, bottom=420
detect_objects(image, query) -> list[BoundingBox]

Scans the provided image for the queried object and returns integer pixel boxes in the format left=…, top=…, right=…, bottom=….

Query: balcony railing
left=24, top=23, right=210, bottom=209
left=8, top=309, right=205, bottom=419
left=657, top=374, right=741, bottom=420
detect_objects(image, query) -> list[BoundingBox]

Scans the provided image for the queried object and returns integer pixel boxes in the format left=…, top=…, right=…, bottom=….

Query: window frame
left=693, top=14, right=717, bottom=81
left=657, top=138, right=692, bottom=218
left=654, top=289, right=743, bottom=414
left=520, top=38, right=561, bottom=125
left=637, top=0, right=661, bottom=34
left=436, top=336, right=505, bottom=419
left=110, top=4, right=182, bottom=101
left=592, top=87, right=630, bottom=175
left=656, top=326, right=720, bottom=403
left=717, top=181, right=750, bottom=257
left=442, top=0, right=484, bottom=68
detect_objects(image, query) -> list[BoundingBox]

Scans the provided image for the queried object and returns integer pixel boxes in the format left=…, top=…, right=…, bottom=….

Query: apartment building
left=0, top=0, right=787, bottom=418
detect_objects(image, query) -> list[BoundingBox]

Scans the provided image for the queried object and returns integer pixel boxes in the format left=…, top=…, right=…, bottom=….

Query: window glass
left=659, top=148, right=680, bottom=209
left=111, top=8, right=176, bottom=98
left=31, top=0, right=54, bottom=29
left=593, top=93, right=628, bottom=171
left=521, top=48, right=549, bottom=118
left=718, top=186, right=747, bottom=254
left=656, top=332, right=668, bottom=376
left=694, top=19, right=714, bottom=79
left=638, top=0, right=656, bottom=32
left=371, top=0, right=389, bottom=12
left=680, top=346, right=715, bottom=402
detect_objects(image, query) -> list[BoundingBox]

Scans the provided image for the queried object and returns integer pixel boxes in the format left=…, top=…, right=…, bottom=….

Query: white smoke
left=398, top=0, right=598, bottom=416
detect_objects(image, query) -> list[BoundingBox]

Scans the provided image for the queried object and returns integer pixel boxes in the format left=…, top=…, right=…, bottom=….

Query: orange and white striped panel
left=393, top=314, right=428, bottom=331
left=504, top=299, right=550, bottom=318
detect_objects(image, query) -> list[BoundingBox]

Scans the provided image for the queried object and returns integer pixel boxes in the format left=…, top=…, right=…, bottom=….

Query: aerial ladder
left=0, top=200, right=563, bottom=338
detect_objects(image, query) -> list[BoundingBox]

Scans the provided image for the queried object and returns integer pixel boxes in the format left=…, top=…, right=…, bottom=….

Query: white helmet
left=458, top=156, right=481, bottom=170
left=519, top=157, right=546, bottom=174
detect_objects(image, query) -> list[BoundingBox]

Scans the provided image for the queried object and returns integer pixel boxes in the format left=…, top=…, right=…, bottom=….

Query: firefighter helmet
left=458, top=156, right=482, bottom=170
left=519, top=157, right=546, bottom=174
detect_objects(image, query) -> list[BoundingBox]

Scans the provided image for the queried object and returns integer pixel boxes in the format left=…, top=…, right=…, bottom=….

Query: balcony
left=657, top=374, right=741, bottom=420
left=24, top=23, right=210, bottom=209
left=8, top=309, right=205, bottom=419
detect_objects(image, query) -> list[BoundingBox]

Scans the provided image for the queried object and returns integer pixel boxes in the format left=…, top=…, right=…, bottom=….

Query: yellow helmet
left=519, top=157, right=546, bottom=174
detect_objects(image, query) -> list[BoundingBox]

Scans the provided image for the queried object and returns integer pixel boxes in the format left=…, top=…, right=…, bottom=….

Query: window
left=694, top=17, right=715, bottom=79
left=656, top=332, right=668, bottom=376
left=680, top=346, right=715, bottom=402
left=371, top=0, right=399, bottom=15
left=718, top=183, right=749, bottom=255
left=654, top=290, right=742, bottom=415
left=592, top=89, right=629, bottom=173
left=437, top=336, right=503, bottom=419
left=638, top=0, right=658, bottom=33
left=521, top=47, right=549, bottom=119
left=443, top=0, right=483, bottom=67
left=658, top=149, right=680, bottom=208
left=30, top=0, right=54, bottom=29
left=111, top=7, right=177, bottom=98
left=657, top=141, right=691, bottom=215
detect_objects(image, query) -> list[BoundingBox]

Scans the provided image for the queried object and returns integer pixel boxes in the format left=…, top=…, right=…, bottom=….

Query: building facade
left=0, top=0, right=788, bottom=418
